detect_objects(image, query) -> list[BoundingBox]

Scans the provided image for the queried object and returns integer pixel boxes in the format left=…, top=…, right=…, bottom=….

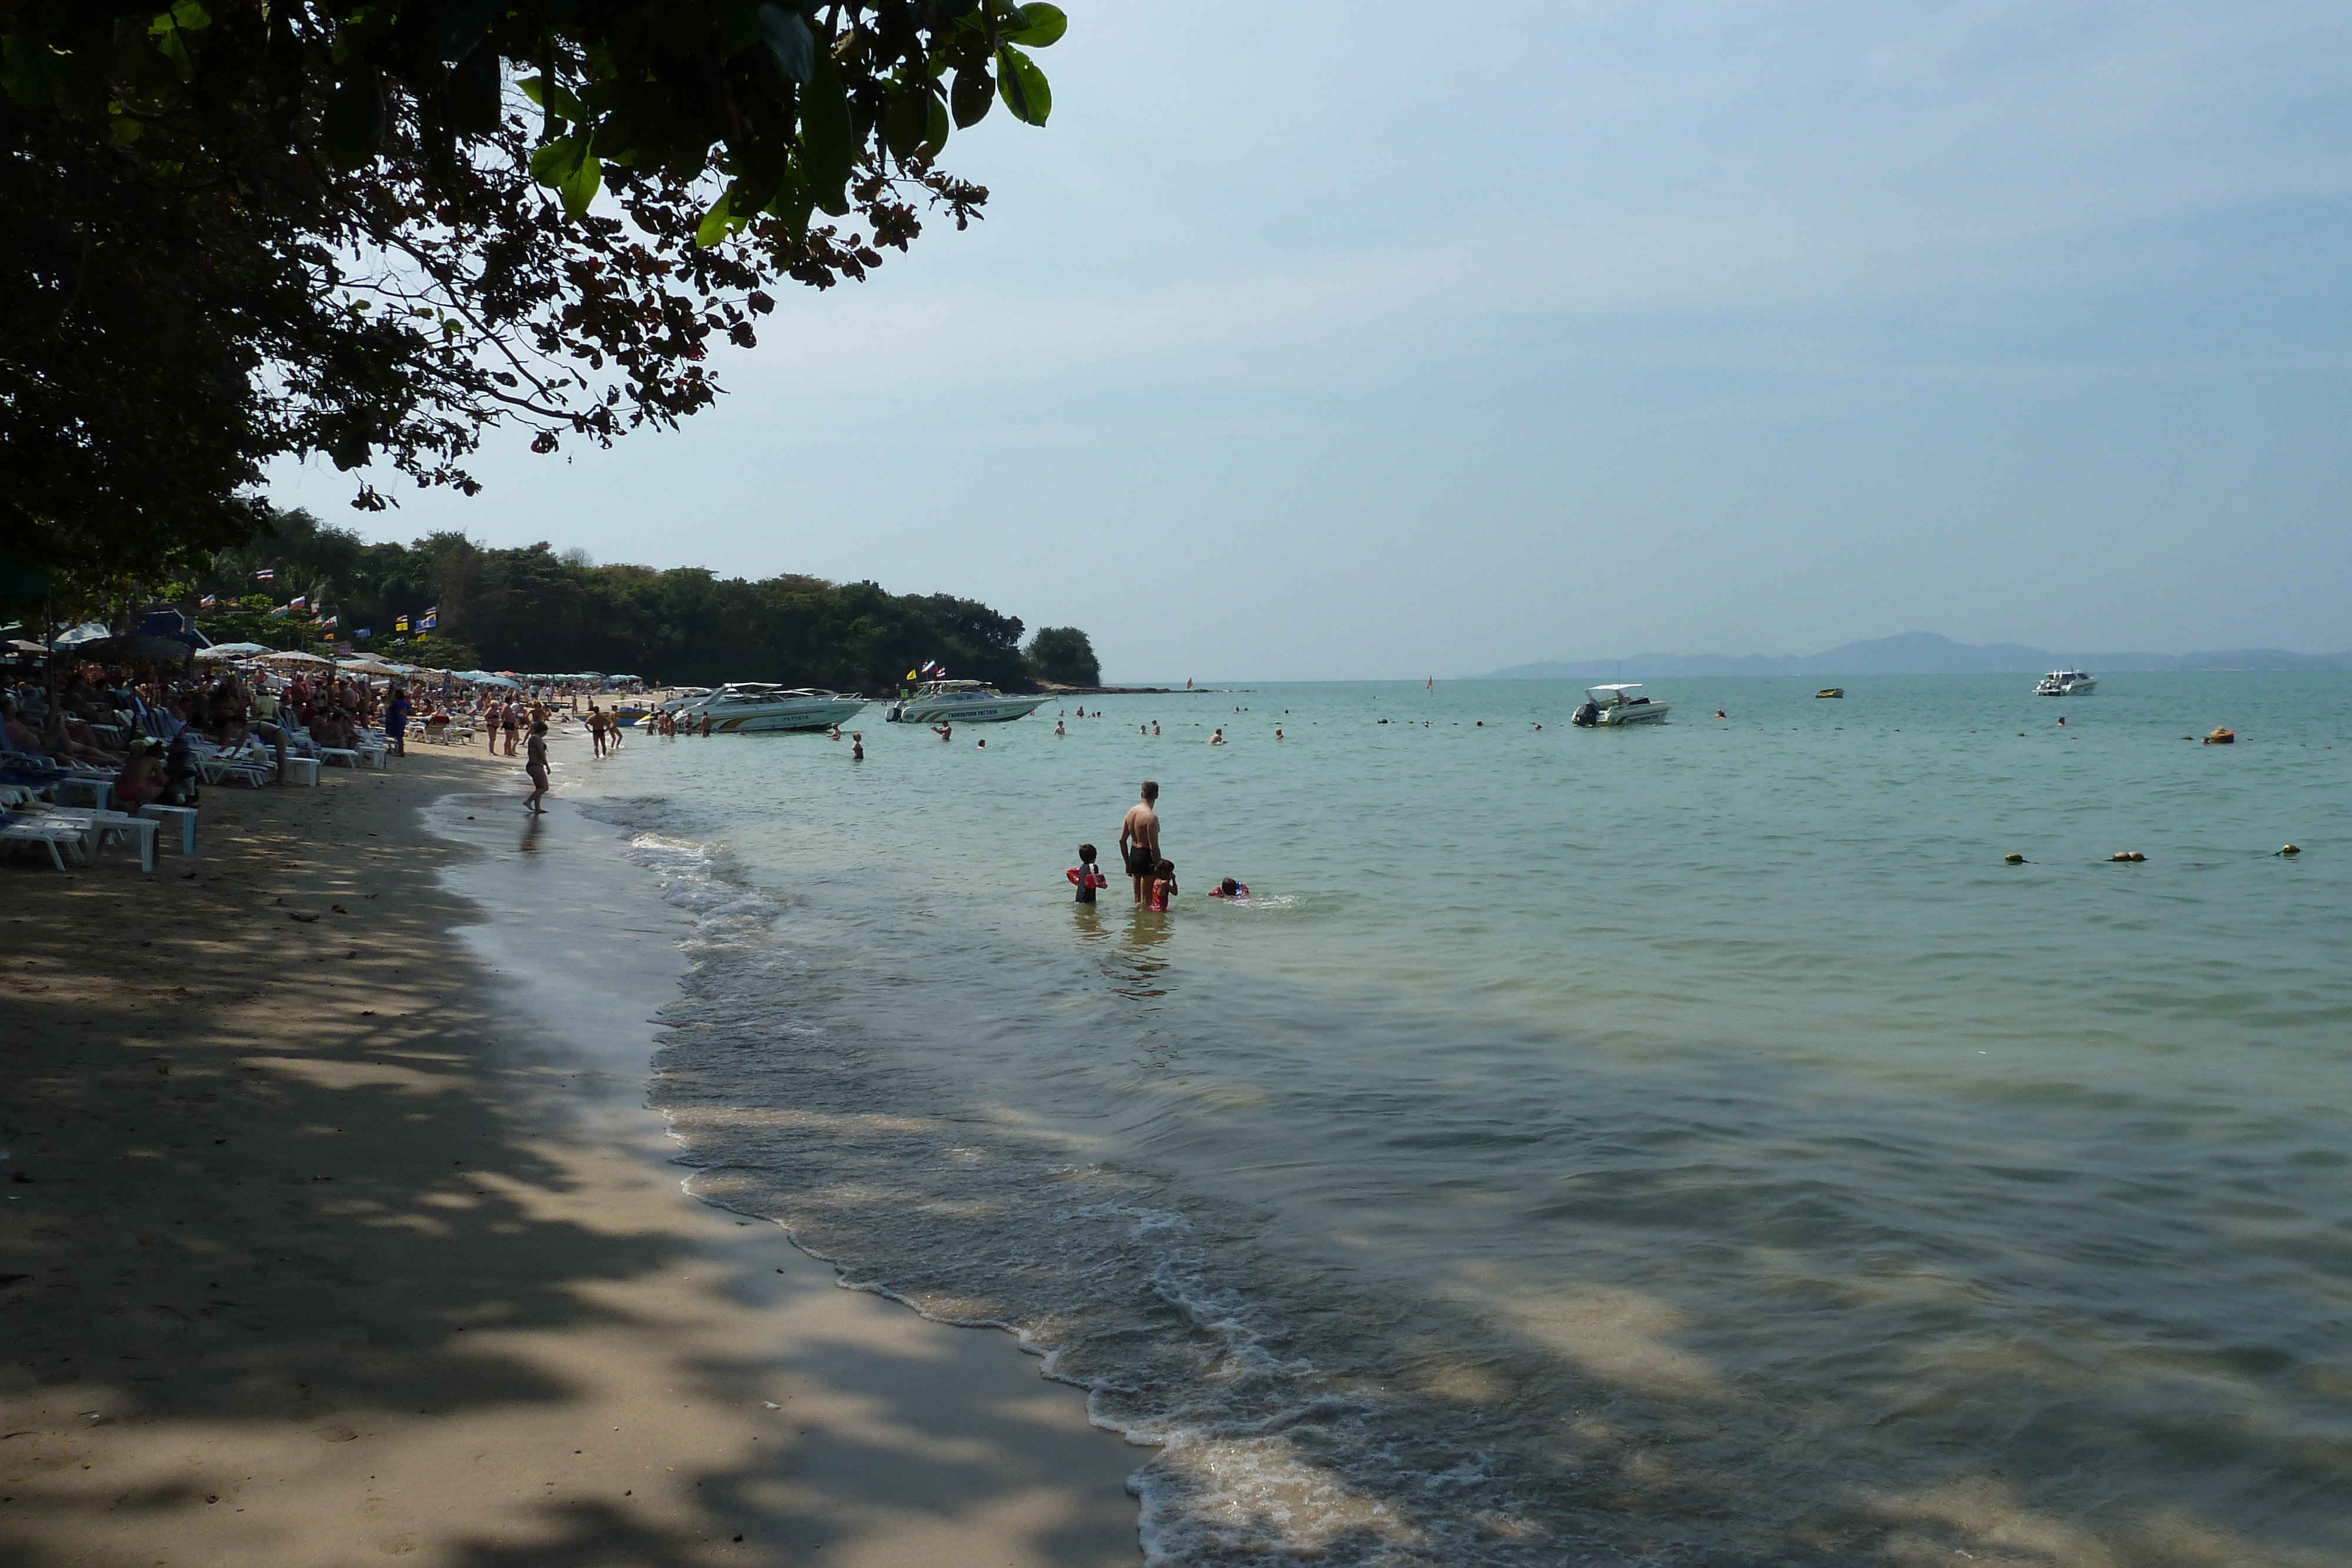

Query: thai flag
left=254, top=568, right=275, bottom=581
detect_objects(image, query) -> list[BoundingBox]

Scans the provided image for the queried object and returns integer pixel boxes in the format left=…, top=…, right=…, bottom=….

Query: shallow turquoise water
left=582, top=675, right=2352, bottom=1566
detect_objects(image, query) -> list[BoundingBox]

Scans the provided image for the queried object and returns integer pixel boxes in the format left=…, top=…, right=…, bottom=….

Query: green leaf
left=1, top=36, right=50, bottom=108
left=1003, top=4, right=1066, bottom=47
left=800, top=33, right=853, bottom=215
left=559, top=150, right=602, bottom=218
left=884, top=81, right=928, bottom=159
left=757, top=4, right=814, bottom=85
left=527, top=134, right=584, bottom=185
left=694, top=191, right=734, bottom=248
left=321, top=65, right=386, bottom=168
left=995, top=45, right=1050, bottom=126
left=764, top=159, right=814, bottom=240
left=950, top=66, right=992, bottom=128
left=151, top=18, right=195, bottom=82
left=921, top=95, right=950, bottom=159
left=518, top=73, right=586, bottom=123
left=169, top=0, right=212, bottom=29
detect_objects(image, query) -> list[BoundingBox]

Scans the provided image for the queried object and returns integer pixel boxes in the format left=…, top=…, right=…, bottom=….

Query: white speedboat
left=888, top=679, right=1047, bottom=725
left=2035, top=670, right=2097, bottom=696
left=1572, top=683, right=1669, bottom=726
left=667, top=683, right=867, bottom=733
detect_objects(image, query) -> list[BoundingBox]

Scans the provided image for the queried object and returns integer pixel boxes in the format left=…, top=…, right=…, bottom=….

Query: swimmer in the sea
left=1209, top=728, right=1225, bottom=745
left=851, top=733, right=864, bottom=760
left=1055, top=718, right=1065, bottom=734
left=1275, top=728, right=1283, bottom=740
left=1208, top=877, right=1248, bottom=898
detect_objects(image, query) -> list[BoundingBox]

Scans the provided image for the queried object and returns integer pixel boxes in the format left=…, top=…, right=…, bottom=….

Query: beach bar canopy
left=255, top=649, right=333, bottom=666
left=195, top=641, right=275, bottom=660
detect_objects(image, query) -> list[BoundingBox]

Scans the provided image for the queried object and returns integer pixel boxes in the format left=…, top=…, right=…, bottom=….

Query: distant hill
left=1481, top=632, right=2352, bottom=680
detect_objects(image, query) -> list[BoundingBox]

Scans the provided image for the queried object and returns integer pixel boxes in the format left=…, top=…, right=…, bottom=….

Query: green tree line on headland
left=196, top=510, right=1098, bottom=693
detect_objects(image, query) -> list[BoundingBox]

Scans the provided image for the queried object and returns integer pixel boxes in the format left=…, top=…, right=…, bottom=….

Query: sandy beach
left=0, top=733, right=1142, bottom=1567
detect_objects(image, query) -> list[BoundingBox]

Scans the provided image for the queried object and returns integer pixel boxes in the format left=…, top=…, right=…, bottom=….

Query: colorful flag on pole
left=355, top=628, right=372, bottom=640
left=420, top=611, right=437, bottom=630
left=268, top=604, right=289, bottom=618
left=199, top=594, right=216, bottom=609
left=253, top=567, right=275, bottom=581
left=395, top=614, right=410, bottom=632
left=319, top=614, right=338, bottom=630
left=288, top=594, right=308, bottom=610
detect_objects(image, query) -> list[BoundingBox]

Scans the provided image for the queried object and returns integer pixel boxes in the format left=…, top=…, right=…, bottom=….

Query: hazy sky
left=267, top=1, right=2352, bottom=681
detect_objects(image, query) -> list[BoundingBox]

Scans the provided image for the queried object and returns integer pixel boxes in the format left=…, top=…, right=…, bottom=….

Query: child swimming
left=1147, top=859, right=1178, bottom=912
left=1208, top=877, right=1249, bottom=898
left=1068, top=843, right=1107, bottom=905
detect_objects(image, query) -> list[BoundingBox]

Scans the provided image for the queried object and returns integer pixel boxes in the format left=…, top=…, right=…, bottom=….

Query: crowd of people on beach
left=1, top=663, right=407, bottom=803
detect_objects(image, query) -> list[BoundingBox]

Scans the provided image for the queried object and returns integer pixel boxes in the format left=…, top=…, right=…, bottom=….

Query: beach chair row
left=0, top=782, right=193, bottom=874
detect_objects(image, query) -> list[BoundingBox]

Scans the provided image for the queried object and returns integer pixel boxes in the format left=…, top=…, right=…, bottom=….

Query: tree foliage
left=192, top=510, right=1048, bottom=691
left=1, top=0, right=1067, bottom=574
left=1023, top=624, right=1098, bottom=686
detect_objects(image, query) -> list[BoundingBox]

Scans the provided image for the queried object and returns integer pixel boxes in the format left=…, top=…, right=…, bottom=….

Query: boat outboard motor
left=1572, top=700, right=1601, bottom=727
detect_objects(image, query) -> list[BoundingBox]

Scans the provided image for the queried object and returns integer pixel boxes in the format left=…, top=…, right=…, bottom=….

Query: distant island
left=1480, top=631, right=2352, bottom=680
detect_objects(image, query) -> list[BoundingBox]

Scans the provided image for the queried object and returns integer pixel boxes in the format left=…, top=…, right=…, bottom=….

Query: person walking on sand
left=1120, top=781, right=1162, bottom=907
left=524, top=720, right=551, bottom=813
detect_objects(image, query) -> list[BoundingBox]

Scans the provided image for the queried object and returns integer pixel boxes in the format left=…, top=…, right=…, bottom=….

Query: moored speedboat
left=2036, top=670, right=2097, bottom=696
left=888, top=679, right=1047, bottom=724
left=1571, top=683, right=1670, bottom=726
left=668, top=683, right=867, bottom=733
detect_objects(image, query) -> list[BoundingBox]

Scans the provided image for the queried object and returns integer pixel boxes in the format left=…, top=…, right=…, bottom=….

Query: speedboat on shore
left=887, top=679, right=1047, bottom=724
left=1572, top=683, right=1669, bottom=726
left=665, top=683, right=867, bottom=733
left=2035, top=670, right=2097, bottom=696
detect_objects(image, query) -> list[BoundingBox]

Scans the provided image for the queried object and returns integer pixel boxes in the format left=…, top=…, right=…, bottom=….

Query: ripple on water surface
left=579, top=676, right=2352, bottom=1566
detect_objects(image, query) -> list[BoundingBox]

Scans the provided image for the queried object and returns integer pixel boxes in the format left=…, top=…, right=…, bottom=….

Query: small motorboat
left=663, top=683, right=867, bottom=733
left=1815, top=688, right=1844, bottom=699
left=1572, top=683, right=1669, bottom=726
left=892, top=679, right=1048, bottom=724
left=2036, top=670, right=2097, bottom=696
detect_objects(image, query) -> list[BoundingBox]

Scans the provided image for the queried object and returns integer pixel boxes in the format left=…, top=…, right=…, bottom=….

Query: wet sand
left=0, top=732, right=1142, bottom=1566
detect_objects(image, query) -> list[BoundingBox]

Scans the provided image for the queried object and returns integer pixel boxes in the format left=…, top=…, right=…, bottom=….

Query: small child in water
left=1148, top=859, right=1178, bottom=912
left=1069, top=843, right=1106, bottom=904
left=1208, top=877, right=1248, bottom=898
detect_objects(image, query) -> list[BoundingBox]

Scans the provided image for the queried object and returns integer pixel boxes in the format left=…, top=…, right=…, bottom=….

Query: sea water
left=572, top=676, right=2352, bottom=1566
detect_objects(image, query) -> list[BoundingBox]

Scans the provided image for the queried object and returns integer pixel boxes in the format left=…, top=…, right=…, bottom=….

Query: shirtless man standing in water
left=1120, top=780, right=1161, bottom=906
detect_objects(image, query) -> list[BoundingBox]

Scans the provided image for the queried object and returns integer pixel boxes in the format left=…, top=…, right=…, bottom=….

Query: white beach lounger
left=0, top=814, right=88, bottom=870
left=136, top=803, right=199, bottom=856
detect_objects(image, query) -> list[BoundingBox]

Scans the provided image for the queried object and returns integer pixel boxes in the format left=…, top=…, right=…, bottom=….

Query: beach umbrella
left=255, top=648, right=332, bottom=666
left=196, top=641, right=275, bottom=660
left=51, top=621, right=111, bottom=648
